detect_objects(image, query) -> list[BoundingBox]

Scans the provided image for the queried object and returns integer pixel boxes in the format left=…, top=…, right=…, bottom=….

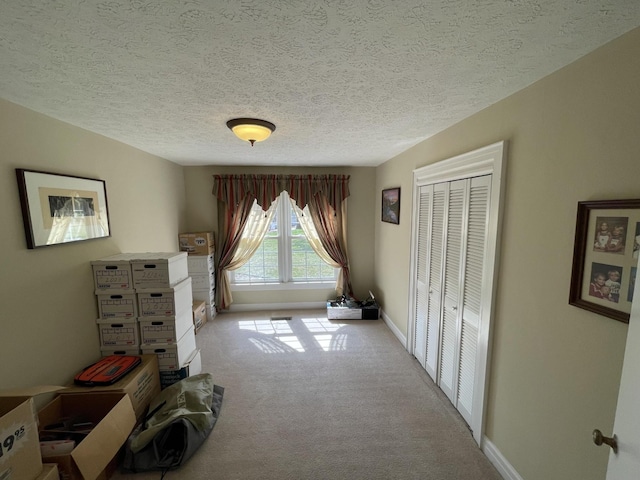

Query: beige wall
left=183, top=165, right=377, bottom=306
left=374, top=28, right=640, bottom=480
left=0, top=98, right=186, bottom=389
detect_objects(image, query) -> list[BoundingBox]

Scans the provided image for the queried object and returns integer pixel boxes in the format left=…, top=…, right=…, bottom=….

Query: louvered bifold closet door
left=413, top=185, right=433, bottom=369
left=456, top=175, right=491, bottom=425
left=438, top=180, right=467, bottom=402
left=425, top=184, right=446, bottom=380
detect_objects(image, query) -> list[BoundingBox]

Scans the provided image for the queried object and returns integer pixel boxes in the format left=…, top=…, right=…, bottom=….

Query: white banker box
left=141, top=330, right=197, bottom=371
left=131, top=252, right=188, bottom=289
left=139, top=309, right=193, bottom=345
left=137, top=277, right=192, bottom=317
left=91, top=253, right=138, bottom=292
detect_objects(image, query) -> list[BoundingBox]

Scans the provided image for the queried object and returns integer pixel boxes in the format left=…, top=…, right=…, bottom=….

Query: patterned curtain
left=212, top=174, right=352, bottom=308
left=307, top=193, right=354, bottom=297
left=290, top=198, right=345, bottom=294
left=226, top=196, right=279, bottom=277
left=215, top=194, right=256, bottom=310
left=212, top=174, right=350, bottom=211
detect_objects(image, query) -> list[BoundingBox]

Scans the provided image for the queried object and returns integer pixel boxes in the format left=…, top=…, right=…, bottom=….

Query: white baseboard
left=482, top=437, right=523, bottom=480
left=380, top=308, right=407, bottom=347
left=227, top=301, right=327, bottom=312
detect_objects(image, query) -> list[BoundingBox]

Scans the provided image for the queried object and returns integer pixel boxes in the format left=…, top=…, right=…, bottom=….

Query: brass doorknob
left=593, top=429, right=618, bottom=454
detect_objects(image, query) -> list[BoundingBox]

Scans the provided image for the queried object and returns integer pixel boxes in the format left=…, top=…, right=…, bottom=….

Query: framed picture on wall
left=569, top=198, right=640, bottom=323
left=382, top=187, right=401, bottom=224
left=16, top=168, right=111, bottom=249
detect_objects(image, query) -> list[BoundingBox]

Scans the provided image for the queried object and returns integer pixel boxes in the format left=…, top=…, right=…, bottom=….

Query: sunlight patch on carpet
left=237, top=316, right=349, bottom=353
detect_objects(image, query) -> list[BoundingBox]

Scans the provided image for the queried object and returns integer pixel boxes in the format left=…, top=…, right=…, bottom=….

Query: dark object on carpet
left=121, top=373, right=224, bottom=473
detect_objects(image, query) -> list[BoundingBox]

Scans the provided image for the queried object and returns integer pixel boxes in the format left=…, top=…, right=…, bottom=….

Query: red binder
left=74, top=355, right=141, bottom=386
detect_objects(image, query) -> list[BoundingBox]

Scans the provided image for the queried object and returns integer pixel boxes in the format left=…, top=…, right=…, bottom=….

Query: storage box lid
left=193, top=300, right=206, bottom=312
left=94, top=288, right=135, bottom=295
left=135, top=276, right=192, bottom=293
left=187, top=254, right=214, bottom=262
left=91, top=253, right=140, bottom=265
left=138, top=313, right=187, bottom=325
left=179, top=231, right=213, bottom=236
left=96, top=292, right=137, bottom=298
left=130, top=252, right=187, bottom=264
left=0, top=385, right=64, bottom=399
left=96, top=317, right=138, bottom=325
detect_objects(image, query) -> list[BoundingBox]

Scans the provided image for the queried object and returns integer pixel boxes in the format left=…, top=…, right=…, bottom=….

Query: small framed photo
left=569, top=199, right=640, bottom=323
left=16, top=168, right=111, bottom=249
left=381, top=187, right=400, bottom=224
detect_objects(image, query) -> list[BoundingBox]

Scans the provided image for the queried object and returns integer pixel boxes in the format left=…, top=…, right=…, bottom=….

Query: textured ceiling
left=1, top=1, right=639, bottom=167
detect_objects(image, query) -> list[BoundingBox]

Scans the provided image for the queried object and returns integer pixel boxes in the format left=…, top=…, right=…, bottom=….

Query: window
left=231, top=191, right=337, bottom=286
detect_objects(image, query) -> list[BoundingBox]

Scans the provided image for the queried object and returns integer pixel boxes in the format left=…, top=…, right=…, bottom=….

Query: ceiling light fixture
left=226, top=118, right=276, bottom=146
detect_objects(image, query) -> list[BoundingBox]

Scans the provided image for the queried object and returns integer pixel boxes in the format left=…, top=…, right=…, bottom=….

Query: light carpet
left=112, top=309, right=503, bottom=480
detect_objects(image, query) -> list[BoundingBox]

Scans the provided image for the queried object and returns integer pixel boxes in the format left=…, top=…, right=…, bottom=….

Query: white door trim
left=605, top=255, right=640, bottom=478
left=407, top=140, right=507, bottom=446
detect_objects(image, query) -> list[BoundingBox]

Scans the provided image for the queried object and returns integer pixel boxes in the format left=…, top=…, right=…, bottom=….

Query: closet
left=409, top=142, right=505, bottom=446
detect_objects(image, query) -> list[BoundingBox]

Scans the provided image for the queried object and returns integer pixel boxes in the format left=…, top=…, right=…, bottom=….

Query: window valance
left=212, top=174, right=350, bottom=212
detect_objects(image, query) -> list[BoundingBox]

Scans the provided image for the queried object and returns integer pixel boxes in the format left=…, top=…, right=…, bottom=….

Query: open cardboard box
left=62, top=354, right=161, bottom=420
left=37, top=392, right=135, bottom=480
left=0, top=388, right=45, bottom=480
left=1, top=387, right=135, bottom=480
left=37, top=464, right=60, bottom=480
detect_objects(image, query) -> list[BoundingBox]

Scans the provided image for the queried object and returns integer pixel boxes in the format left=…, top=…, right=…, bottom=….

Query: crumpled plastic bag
left=122, top=373, right=224, bottom=472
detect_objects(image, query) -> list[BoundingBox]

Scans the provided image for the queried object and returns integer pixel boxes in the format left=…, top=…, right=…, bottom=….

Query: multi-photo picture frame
left=569, top=199, right=640, bottom=323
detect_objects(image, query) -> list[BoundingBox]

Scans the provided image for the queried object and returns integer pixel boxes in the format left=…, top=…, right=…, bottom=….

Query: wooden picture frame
left=16, top=168, right=111, bottom=249
left=569, top=199, right=640, bottom=323
left=381, top=187, right=400, bottom=224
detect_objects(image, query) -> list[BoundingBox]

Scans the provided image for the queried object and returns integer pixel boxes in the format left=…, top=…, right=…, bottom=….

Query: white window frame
left=230, top=191, right=338, bottom=290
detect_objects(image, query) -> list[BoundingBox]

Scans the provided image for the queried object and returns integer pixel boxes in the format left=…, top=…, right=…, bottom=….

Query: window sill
left=231, top=281, right=335, bottom=292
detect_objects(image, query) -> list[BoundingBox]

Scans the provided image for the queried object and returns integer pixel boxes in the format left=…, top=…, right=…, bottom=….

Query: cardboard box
left=187, top=254, right=214, bottom=273
left=137, top=277, right=192, bottom=317
left=91, top=254, right=137, bottom=292
left=96, top=292, right=138, bottom=319
left=131, top=252, right=188, bottom=289
left=179, top=232, right=215, bottom=256
left=63, top=355, right=160, bottom=421
left=36, top=464, right=60, bottom=480
left=139, top=309, right=192, bottom=345
left=192, top=301, right=207, bottom=334
left=0, top=388, right=44, bottom=480
left=141, top=330, right=197, bottom=371
left=97, top=318, right=140, bottom=347
left=37, top=392, right=135, bottom=480
left=159, top=349, right=202, bottom=389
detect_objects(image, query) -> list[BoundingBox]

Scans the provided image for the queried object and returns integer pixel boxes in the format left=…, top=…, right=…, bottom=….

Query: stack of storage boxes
left=188, top=254, right=216, bottom=331
left=92, top=253, right=141, bottom=355
left=91, top=252, right=201, bottom=388
left=179, top=232, right=217, bottom=329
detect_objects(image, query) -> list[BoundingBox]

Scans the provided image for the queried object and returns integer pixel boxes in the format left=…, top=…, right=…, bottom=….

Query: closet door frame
left=407, top=141, right=506, bottom=446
